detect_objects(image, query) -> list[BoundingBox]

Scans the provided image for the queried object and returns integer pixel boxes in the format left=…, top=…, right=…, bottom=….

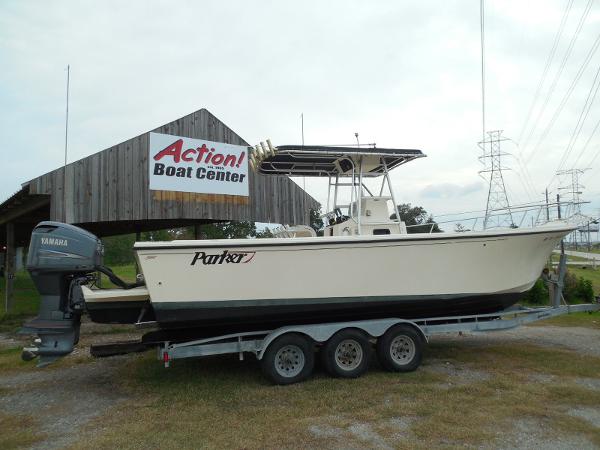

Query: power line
left=480, top=0, right=486, bottom=144
left=434, top=199, right=555, bottom=220
left=513, top=0, right=574, bottom=201
left=577, top=117, right=600, bottom=181
left=555, top=60, right=600, bottom=174
left=513, top=156, right=537, bottom=200
left=503, top=138, right=538, bottom=201
left=525, top=30, right=600, bottom=166
left=517, top=0, right=574, bottom=146
left=521, top=0, right=594, bottom=159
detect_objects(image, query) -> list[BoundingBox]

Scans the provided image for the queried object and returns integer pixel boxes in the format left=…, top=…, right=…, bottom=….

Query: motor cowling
left=21, top=222, right=103, bottom=366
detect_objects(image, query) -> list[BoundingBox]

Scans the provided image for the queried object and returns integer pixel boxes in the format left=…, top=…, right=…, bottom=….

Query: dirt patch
left=493, top=418, right=597, bottom=449
left=0, top=334, right=24, bottom=349
left=308, top=418, right=416, bottom=449
left=0, top=319, right=145, bottom=450
left=423, top=359, right=491, bottom=388
left=0, top=356, right=136, bottom=450
left=568, top=407, right=600, bottom=428
left=574, top=378, right=600, bottom=391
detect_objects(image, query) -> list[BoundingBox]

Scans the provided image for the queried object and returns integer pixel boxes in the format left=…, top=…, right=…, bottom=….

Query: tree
left=454, top=223, right=469, bottom=232
left=255, top=227, right=273, bottom=238
left=103, top=234, right=137, bottom=265
left=103, top=222, right=260, bottom=265
left=390, top=203, right=442, bottom=233
left=165, top=222, right=259, bottom=240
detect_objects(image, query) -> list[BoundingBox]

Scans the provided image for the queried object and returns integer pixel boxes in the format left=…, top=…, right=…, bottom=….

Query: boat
left=21, top=142, right=574, bottom=364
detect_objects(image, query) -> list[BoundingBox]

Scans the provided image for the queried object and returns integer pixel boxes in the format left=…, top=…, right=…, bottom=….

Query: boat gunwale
left=133, top=223, right=575, bottom=251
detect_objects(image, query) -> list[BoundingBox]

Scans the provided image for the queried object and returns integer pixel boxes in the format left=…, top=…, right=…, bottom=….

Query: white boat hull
left=93, top=223, right=574, bottom=331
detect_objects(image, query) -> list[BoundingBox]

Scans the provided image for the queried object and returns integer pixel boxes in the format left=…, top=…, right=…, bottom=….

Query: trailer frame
left=156, top=302, right=599, bottom=379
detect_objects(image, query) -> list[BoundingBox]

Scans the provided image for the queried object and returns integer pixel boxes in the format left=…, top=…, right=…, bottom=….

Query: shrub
left=522, top=278, right=549, bottom=305
left=559, top=271, right=595, bottom=304
left=563, top=271, right=578, bottom=302
left=575, top=277, right=594, bottom=303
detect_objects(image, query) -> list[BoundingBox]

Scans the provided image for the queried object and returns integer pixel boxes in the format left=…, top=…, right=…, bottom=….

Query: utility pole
left=545, top=188, right=550, bottom=222
left=63, top=65, right=70, bottom=223
left=478, top=130, right=514, bottom=229
left=557, top=193, right=565, bottom=254
left=587, top=221, right=591, bottom=252
left=554, top=193, right=565, bottom=308
left=301, top=113, right=305, bottom=191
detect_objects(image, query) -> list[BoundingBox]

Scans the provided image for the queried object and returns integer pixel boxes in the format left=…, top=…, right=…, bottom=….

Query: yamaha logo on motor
left=40, top=237, right=68, bottom=247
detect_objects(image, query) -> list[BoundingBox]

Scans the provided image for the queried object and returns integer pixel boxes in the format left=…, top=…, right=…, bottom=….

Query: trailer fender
left=256, top=318, right=426, bottom=360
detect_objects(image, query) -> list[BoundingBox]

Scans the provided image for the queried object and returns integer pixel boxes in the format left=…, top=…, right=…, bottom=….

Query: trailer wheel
left=321, top=329, right=371, bottom=378
left=261, top=333, right=314, bottom=385
left=376, top=325, right=422, bottom=372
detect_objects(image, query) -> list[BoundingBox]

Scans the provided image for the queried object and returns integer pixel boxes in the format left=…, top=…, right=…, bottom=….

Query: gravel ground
left=0, top=323, right=599, bottom=449
left=430, top=325, right=600, bottom=357
left=0, top=358, right=130, bottom=450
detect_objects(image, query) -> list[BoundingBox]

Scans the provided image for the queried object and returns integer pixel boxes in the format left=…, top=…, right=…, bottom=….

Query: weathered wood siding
left=28, top=109, right=318, bottom=227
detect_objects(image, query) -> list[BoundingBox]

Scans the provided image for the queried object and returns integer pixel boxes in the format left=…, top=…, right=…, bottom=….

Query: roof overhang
left=0, top=186, right=51, bottom=226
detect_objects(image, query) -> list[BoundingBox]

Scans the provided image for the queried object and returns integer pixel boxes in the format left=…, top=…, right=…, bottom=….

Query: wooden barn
left=0, top=108, right=319, bottom=308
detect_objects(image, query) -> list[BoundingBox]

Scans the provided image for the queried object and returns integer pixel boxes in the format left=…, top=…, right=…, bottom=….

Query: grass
left=529, top=311, right=600, bottom=329
left=0, top=412, right=45, bottom=450
left=577, top=248, right=600, bottom=254
left=97, top=264, right=139, bottom=287
left=0, top=266, right=137, bottom=333
left=0, top=347, right=37, bottom=373
left=0, top=271, right=40, bottom=316
left=65, top=342, right=600, bottom=449
left=551, top=253, right=596, bottom=263
left=567, top=266, right=600, bottom=294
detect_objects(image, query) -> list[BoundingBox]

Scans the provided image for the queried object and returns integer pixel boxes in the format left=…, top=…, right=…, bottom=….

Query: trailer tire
left=376, top=325, right=422, bottom=372
left=261, top=333, right=314, bottom=385
left=321, top=329, right=371, bottom=378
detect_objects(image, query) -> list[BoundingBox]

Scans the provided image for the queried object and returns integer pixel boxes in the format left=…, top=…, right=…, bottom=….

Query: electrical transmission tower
left=479, top=130, right=514, bottom=229
left=557, top=168, right=589, bottom=249
left=557, top=168, right=589, bottom=219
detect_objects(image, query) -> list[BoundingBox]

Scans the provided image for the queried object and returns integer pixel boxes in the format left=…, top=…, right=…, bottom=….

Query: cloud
left=0, top=0, right=598, bottom=221
left=420, top=182, right=484, bottom=199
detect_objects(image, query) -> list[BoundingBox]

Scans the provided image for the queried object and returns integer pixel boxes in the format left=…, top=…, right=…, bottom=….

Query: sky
left=1, top=0, right=599, bottom=231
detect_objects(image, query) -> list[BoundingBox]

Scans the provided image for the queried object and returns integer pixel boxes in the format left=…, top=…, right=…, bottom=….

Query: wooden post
left=135, top=229, right=141, bottom=275
left=4, top=222, right=15, bottom=312
left=194, top=224, right=200, bottom=240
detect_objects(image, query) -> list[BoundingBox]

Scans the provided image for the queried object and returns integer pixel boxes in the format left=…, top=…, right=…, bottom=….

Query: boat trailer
left=87, top=301, right=599, bottom=385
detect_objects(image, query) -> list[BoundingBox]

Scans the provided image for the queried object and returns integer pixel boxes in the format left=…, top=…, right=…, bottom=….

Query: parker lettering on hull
left=191, top=250, right=256, bottom=266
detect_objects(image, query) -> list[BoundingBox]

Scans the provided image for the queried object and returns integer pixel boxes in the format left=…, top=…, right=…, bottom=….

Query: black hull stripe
left=151, top=292, right=524, bottom=309
left=140, top=292, right=524, bottom=340
left=86, top=293, right=525, bottom=339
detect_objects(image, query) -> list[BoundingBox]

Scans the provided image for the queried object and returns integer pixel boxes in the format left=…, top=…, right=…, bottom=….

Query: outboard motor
left=20, top=222, right=103, bottom=366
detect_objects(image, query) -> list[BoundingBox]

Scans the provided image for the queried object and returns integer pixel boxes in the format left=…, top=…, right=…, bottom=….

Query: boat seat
left=81, top=285, right=150, bottom=303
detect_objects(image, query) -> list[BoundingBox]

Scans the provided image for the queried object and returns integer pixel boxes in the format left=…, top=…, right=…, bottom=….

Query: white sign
left=149, top=132, right=249, bottom=196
